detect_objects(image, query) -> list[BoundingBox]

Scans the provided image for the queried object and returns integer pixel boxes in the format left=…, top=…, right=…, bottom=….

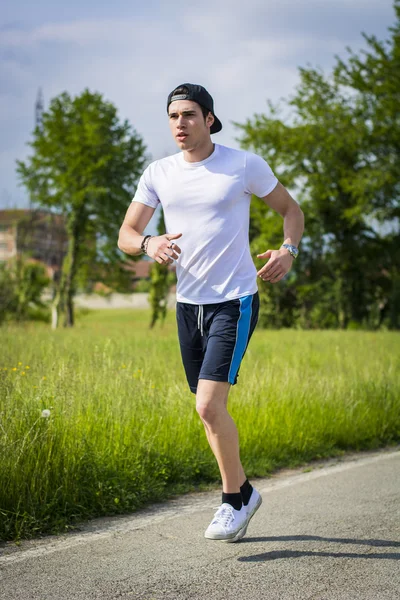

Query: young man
left=118, top=83, right=304, bottom=542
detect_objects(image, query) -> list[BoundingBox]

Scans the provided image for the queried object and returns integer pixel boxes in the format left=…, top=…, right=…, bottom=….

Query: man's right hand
left=146, top=233, right=182, bottom=265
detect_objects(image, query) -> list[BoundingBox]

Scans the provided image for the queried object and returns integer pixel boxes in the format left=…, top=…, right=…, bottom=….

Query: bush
left=134, top=279, right=151, bottom=293
left=0, top=255, right=50, bottom=324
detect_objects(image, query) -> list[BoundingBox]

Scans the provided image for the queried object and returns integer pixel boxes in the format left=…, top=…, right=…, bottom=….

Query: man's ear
left=207, top=112, right=215, bottom=129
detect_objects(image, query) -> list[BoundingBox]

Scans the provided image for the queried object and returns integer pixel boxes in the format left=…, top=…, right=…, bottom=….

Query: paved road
left=1, top=448, right=399, bottom=600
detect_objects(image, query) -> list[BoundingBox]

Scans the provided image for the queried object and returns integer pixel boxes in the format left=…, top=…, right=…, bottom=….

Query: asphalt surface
left=1, top=448, right=399, bottom=600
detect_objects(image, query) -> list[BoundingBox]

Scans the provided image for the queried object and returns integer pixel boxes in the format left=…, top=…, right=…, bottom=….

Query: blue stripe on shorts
left=228, top=295, right=253, bottom=384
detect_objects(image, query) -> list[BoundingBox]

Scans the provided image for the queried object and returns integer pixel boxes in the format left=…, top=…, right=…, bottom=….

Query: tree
left=17, top=89, right=147, bottom=328
left=334, top=0, right=400, bottom=224
left=148, top=209, right=172, bottom=328
left=334, top=0, right=400, bottom=328
left=235, top=2, right=400, bottom=329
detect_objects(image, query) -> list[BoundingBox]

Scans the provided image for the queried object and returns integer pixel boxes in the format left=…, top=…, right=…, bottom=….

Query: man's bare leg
left=196, top=379, right=246, bottom=493
left=198, top=378, right=262, bottom=540
left=202, top=423, right=247, bottom=489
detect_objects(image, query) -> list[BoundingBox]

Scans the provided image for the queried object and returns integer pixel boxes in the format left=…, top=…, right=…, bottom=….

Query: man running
left=118, top=83, right=304, bottom=542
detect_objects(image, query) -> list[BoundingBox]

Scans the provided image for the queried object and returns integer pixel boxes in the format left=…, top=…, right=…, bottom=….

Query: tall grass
left=1, top=309, right=399, bottom=541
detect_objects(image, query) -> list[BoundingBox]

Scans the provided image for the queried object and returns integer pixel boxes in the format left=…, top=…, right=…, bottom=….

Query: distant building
left=119, top=256, right=176, bottom=291
left=124, top=258, right=152, bottom=281
left=0, top=209, right=68, bottom=278
left=0, top=208, right=174, bottom=291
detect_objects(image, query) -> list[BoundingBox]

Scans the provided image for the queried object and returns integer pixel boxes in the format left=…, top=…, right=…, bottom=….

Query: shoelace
left=212, top=504, right=235, bottom=527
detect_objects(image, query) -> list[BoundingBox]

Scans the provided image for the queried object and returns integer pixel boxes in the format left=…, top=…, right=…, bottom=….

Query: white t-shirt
left=132, top=143, right=278, bottom=304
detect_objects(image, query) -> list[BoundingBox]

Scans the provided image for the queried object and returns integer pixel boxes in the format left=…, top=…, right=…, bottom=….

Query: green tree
left=149, top=210, right=172, bottom=328
left=17, top=89, right=147, bottom=328
left=335, top=0, right=400, bottom=223
left=236, top=2, right=400, bottom=329
left=334, top=0, right=400, bottom=328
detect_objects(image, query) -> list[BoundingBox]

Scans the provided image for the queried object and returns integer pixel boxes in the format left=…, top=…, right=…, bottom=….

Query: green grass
left=1, top=308, right=399, bottom=541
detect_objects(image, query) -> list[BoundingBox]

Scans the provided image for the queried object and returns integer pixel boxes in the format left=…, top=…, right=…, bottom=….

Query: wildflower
left=12, top=368, right=17, bottom=371
left=18, top=362, right=22, bottom=366
left=25, top=366, right=30, bottom=369
left=21, top=372, right=26, bottom=376
left=42, top=376, right=46, bottom=380
left=41, top=409, right=51, bottom=418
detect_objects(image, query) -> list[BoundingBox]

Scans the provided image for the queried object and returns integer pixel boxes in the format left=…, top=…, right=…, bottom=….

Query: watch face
left=284, top=244, right=298, bottom=257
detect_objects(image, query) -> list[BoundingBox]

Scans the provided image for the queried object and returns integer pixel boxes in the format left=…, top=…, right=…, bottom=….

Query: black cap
left=167, top=83, right=222, bottom=134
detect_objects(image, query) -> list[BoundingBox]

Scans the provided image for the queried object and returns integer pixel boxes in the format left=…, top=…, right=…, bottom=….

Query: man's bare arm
left=261, top=182, right=304, bottom=247
left=118, top=202, right=156, bottom=256
left=256, top=182, right=305, bottom=283
left=118, top=202, right=182, bottom=265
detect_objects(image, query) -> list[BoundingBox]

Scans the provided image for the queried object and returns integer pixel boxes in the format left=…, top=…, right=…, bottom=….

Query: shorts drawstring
left=197, top=304, right=204, bottom=337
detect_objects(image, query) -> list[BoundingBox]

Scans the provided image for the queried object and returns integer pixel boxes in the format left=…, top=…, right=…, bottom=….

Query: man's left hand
left=256, top=248, right=294, bottom=283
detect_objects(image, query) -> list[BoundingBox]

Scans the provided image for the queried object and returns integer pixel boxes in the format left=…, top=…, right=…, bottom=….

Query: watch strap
left=281, top=243, right=299, bottom=259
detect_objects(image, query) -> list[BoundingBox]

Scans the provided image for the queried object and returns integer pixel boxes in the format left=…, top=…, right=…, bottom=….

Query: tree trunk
left=50, top=206, right=85, bottom=329
left=62, top=210, right=84, bottom=328
left=337, top=274, right=348, bottom=329
left=64, top=287, right=75, bottom=327
left=149, top=209, right=169, bottom=328
left=51, top=303, right=58, bottom=330
left=51, top=262, right=67, bottom=329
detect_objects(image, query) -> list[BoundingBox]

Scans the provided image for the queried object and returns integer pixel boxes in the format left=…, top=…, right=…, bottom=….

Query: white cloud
left=0, top=0, right=395, bottom=207
left=0, top=18, right=152, bottom=47
left=182, top=0, right=392, bottom=41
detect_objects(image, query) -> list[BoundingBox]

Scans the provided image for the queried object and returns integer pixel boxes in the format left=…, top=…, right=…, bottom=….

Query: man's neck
left=183, top=140, right=215, bottom=163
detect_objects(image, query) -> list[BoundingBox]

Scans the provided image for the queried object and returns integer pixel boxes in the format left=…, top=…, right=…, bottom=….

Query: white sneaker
left=226, top=488, right=263, bottom=543
left=204, top=503, right=248, bottom=540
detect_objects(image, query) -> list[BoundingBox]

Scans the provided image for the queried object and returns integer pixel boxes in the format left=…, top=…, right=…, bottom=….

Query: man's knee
left=196, top=400, right=217, bottom=424
left=195, top=379, right=230, bottom=425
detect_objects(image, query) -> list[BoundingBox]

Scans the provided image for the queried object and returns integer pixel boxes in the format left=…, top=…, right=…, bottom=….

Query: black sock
left=240, top=479, right=253, bottom=506
left=222, top=492, right=242, bottom=511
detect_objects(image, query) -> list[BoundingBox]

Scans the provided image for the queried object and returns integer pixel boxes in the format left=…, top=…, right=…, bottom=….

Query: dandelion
left=21, top=372, right=26, bottom=376
left=25, top=366, right=30, bottom=369
left=41, top=409, right=51, bottom=418
left=18, top=362, right=22, bottom=366
left=12, top=367, right=17, bottom=371
left=42, top=376, right=47, bottom=380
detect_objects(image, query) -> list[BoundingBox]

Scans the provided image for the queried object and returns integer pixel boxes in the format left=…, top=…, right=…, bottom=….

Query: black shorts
left=176, top=292, right=259, bottom=394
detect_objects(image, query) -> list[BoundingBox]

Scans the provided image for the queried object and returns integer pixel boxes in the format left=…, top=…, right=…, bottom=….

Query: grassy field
left=1, top=308, right=399, bottom=542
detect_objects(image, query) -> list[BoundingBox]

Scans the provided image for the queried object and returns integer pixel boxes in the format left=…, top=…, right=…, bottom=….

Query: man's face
left=168, top=100, right=214, bottom=150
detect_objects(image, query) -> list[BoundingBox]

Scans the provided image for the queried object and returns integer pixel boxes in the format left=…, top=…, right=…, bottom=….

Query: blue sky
left=0, top=0, right=395, bottom=213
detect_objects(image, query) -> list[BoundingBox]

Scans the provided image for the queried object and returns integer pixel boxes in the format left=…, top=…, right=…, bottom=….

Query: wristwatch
left=281, top=243, right=299, bottom=259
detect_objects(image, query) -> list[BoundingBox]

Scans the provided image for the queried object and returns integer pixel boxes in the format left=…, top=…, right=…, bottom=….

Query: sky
left=0, top=0, right=396, bottom=215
